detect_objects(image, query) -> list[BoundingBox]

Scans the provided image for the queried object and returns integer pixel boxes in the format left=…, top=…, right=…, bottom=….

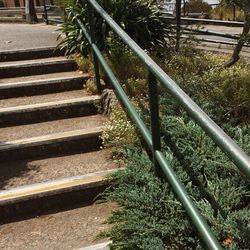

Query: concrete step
left=0, top=127, right=103, bottom=162
left=0, top=114, right=107, bottom=142
left=0, top=202, right=116, bottom=248
left=0, top=47, right=64, bottom=62
left=0, top=88, right=88, bottom=108
left=0, top=73, right=89, bottom=98
left=0, top=95, right=101, bottom=127
left=0, top=16, right=26, bottom=23
left=0, top=9, right=25, bottom=16
left=79, top=242, right=111, bottom=250
left=0, top=57, right=77, bottom=78
left=0, top=148, right=115, bottom=190
left=0, top=169, right=116, bottom=222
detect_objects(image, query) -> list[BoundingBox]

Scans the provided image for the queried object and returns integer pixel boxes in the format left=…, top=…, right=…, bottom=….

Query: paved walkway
left=203, top=25, right=243, bottom=35
left=0, top=23, right=60, bottom=51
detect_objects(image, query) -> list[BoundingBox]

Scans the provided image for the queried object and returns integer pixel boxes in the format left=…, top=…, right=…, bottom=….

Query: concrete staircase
left=0, top=47, right=115, bottom=249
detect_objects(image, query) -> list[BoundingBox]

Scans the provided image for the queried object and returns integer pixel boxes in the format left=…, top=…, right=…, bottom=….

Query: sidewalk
left=203, top=25, right=243, bottom=35
left=0, top=23, right=60, bottom=51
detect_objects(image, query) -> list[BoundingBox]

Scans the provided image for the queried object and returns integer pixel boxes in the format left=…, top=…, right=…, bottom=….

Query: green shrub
left=185, top=0, right=212, bottom=14
left=101, top=148, right=196, bottom=250
left=99, top=46, right=250, bottom=247
left=75, top=55, right=94, bottom=74
left=101, top=105, right=139, bottom=148
left=125, top=78, right=147, bottom=97
left=211, top=4, right=244, bottom=21
left=101, top=113, right=250, bottom=249
left=84, top=78, right=97, bottom=94
left=104, top=36, right=146, bottom=82
left=164, top=49, right=229, bottom=80
left=164, top=49, right=250, bottom=123
left=58, top=0, right=173, bottom=55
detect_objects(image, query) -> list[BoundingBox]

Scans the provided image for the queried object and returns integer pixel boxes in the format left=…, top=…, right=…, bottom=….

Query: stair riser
left=0, top=61, right=77, bottom=78
left=0, top=48, right=64, bottom=62
left=0, top=135, right=102, bottom=162
left=0, top=77, right=88, bottom=99
left=0, top=184, right=107, bottom=224
left=0, top=103, right=98, bottom=127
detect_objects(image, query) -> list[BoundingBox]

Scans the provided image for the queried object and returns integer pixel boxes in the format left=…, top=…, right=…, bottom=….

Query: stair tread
left=0, top=149, right=117, bottom=195
left=0, top=126, right=104, bottom=151
left=0, top=56, right=74, bottom=67
left=0, top=89, right=92, bottom=109
left=0, top=95, right=100, bottom=115
left=0, top=114, right=107, bottom=142
left=0, top=168, right=116, bottom=200
left=0, top=71, right=87, bottom=85
left=0, top=202, right=116, bottom=249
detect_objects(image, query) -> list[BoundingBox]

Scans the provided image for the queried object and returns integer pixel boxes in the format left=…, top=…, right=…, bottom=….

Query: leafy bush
left=101, top=105, right=139, bottom=148
left=58, top=0, right=173, bottom=55
left=101, top=112, right=250, bottom=249
left=211, top=5, right=244, bottom=21
left=185, top=0, right=212, bottom=14
left=99, top=46, right=250, bottom=249
left=84, top=78, right=98, bottom=94
left=164, top=48, right=229, bottom=80
left=103, top=0, right=173, bottom=51
left=104, top=37, right=146, bottom=82
left=75, top=54, right=94, bottom=74
left=164, top=49, right=250, bottom=123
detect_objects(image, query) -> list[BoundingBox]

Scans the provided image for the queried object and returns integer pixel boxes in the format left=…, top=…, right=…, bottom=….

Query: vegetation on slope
left=58, top=1, right=250, bottom=248
left=99, top=47, right=250, bottom=249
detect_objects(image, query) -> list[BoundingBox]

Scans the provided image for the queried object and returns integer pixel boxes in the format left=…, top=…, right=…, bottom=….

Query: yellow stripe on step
left=0, top=175, right=106, bottom=202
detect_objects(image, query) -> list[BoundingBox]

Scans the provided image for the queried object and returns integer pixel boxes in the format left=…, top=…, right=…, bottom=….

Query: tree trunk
left=25, top=0, right=38, bottom=23
left=225, top=3, right=250, bottom=67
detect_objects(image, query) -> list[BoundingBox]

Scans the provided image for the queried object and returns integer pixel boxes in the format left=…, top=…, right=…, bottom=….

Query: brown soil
left=0, top=148, right=117, bottom=190
left=0, top=115, right=107, bottom=142
left=0, top=202, right=117, bottom=250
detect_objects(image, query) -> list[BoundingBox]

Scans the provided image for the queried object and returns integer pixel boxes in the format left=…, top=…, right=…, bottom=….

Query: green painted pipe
left=74, top=15, right=222, bottom=250
left=86, top=0, right=250, bottom=179
left=156, top=150, right=222, bottom=250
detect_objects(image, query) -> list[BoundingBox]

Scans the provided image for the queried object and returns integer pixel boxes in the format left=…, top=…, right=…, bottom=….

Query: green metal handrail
left=71, top=0, right=250, bottom=249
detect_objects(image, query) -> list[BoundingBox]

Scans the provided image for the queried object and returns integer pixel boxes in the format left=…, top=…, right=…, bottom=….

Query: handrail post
left=43, top=0, right=48, bottom=25
left=87, top=1, right=102, bottom=95
left=175, top=0, right=181, bottom=51
left=183, top=0, right=186, bottom=16
left=148, top=70, right=161, bottom=176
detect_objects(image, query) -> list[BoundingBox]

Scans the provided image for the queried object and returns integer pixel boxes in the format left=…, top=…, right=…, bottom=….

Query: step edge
left=0, top=95, right=100, bottom=114
left=0, top=74, right=89, bottom=89
left=0, top=58, right=76, bottom=68
left=78, top=241, right=112, bottom=250
left=0, top=46, right=57, bottom=55
left=0, top=169, right=116, bottom=205
left=0, top=126, right=104, bottom=152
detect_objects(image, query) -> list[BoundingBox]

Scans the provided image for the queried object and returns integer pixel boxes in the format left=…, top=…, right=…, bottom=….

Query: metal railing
left=72, top=0, right=250, bottom=249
